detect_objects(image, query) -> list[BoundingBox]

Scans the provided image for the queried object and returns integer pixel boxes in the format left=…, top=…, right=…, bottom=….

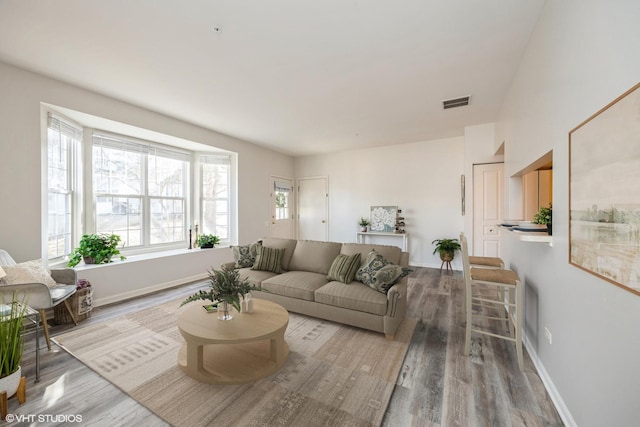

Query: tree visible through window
left=93, top=133, right=188, bottom=248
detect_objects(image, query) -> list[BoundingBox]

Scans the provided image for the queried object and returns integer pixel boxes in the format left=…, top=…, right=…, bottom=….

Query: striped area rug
left=54, top=298, right=416, bottom=426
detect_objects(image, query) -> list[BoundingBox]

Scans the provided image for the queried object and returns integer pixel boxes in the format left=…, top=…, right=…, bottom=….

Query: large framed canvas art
left=369, top=206, right=397, bottom=233
left=569, top=82, right=640, bottom=296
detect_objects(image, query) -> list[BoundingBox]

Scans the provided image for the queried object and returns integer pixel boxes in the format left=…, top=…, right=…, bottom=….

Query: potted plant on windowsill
left=0, top=291, right=28, bottom=402
left=358, top=217, right=371, bottom=232
left=533, top=205, right=553, bottom=235
left=197, top=234, right=220, bottom=249
left=67, top=233, right=126, bottom=267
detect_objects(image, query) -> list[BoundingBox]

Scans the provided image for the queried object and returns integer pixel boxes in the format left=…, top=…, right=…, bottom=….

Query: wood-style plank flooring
left=6, top=268, right=563, bottom=426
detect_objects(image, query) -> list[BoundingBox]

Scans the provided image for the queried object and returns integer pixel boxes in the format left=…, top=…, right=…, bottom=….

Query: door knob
left=321, top=220, right=326, bottom=223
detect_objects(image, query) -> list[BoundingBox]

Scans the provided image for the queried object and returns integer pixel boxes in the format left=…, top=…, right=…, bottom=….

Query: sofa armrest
left=221, top=261, right=237, bottom=270
left=50, top=268, right=77, bottom=286
left=386, top=281, right=407, bottom=317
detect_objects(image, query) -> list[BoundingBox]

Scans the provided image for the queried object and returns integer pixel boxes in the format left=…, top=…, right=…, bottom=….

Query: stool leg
left=515, top=282, right=524, bottom=370
left=464, top=282, right=472, bottom=356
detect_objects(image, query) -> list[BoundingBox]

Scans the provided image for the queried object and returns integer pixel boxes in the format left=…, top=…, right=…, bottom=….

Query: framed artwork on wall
left=370, top=206, right=397, bottom=233
left=569, top=82, right=640, bottom=296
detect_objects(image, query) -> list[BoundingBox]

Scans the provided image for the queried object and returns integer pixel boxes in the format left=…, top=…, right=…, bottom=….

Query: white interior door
left=270, top=177, right=295, bottom=239
left=298, top=176, right=328, bottom=241
left=473, top=163, right=504, bottom=257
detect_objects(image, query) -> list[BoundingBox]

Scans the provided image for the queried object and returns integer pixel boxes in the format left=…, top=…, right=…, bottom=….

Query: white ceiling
left=0, top=0, right=544, bottom=157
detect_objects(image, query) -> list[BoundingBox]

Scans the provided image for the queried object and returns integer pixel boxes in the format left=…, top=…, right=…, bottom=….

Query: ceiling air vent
left=443, top=95, right=470, bottom=109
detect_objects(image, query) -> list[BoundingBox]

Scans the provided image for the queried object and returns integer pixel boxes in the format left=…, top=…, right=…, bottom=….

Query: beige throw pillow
left=1, top=260, right=57, bottom=288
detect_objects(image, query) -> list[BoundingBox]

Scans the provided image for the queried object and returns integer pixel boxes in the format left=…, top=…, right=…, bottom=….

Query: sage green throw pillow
left=251, top=245, right=284, bottom=273
left=327, top=253, right=361, bottom=284
left=356, top=250, right=412, bottom=293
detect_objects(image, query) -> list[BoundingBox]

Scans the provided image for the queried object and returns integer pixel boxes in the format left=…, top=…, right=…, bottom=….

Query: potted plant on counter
left=533, top=205, right=553, bottom=235
left=67, top=233, right=126, bottom=267
left=197, top=234, right=221, bottom=249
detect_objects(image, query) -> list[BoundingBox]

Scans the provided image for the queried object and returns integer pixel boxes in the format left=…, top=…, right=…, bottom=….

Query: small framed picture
left=202, top=304, right=218, bottom=313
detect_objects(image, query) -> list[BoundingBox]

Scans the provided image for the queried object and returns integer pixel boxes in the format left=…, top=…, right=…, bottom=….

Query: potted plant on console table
left=181, top=266, right=258, bottom=320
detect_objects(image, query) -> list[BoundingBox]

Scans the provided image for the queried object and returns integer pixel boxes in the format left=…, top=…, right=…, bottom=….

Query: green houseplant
left=197, top=234, right=221, bottom=249
left=533, top=205, right=552, bottom=235
left=432, top=238, right=462, bottom=261
left=67, top=233, right=126, bottom=267
left=358, top=217, right=370, bottom=232
left=181, top=266, right=259, bottom=320
left=0, top=292, right=28, bottom=397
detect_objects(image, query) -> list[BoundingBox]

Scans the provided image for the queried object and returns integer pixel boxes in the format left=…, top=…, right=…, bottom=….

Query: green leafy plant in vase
left=197, top=234, right=220, bottom=249
left=180, top=266, right=259, bottom=320
left=432, top=238, right=462, bottom=262
left=67, top=233, right=126, bottom=267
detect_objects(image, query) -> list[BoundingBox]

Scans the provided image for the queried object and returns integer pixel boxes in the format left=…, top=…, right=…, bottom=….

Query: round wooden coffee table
left=177, top=298, right=289, bottom=384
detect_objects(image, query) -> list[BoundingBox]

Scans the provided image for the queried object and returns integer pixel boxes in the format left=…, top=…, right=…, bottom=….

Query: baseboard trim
left=523, top=333, right=577, bottom=427
left=92, top=273, right=208, bottom=307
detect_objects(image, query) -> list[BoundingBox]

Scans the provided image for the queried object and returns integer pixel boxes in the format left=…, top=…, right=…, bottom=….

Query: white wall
left=496, top=1, right=640, bottom=426
left=0, top=61, right=293, bottom=302
left=295, top=137, right=465, bottom=268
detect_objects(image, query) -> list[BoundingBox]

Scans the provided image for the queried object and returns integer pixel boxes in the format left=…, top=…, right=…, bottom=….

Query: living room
left=1, top=1, right=639, bottom=426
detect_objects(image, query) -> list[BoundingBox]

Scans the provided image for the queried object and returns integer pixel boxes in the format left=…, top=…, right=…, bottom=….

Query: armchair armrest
left=50, top=268, right=77, bottom=286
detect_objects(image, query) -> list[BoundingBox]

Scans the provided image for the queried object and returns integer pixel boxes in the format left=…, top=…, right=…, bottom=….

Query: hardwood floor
left=6, top=268, right=563, bottom=426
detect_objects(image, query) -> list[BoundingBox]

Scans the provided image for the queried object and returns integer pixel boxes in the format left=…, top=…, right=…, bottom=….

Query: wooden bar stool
left=460, top=234, right=524, bottom=371
left=461, top=233, right=505, bottom=269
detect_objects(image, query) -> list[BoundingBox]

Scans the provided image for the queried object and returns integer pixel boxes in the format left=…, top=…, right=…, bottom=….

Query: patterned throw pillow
left=327, top=253, right=361, bottom=284
left=232, top=241, right=262, bottom=268
left=251, top=246, right=285, bottom=273
left=1, top=260, right=57, bottom=288
left=356, top=250, right=412, bottom=293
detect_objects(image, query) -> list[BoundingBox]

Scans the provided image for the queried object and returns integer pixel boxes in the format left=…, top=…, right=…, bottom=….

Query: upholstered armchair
left=0, top=249, right=77, bottom=350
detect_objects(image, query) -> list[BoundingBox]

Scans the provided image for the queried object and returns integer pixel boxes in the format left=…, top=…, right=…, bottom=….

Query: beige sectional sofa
left=226, top=238, right=410, bottom=339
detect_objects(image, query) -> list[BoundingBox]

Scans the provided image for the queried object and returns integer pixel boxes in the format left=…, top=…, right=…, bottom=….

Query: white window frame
left=44, top=110, right=237, bottom=262
left=46, top=113, right=82, bottom=262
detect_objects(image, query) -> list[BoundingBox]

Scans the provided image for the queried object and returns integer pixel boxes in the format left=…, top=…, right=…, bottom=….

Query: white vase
left=0, top=366, right=21, bottom=398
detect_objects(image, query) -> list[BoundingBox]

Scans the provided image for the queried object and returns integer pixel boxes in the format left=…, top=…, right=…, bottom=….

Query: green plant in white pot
left=0, top=291, right=28, bottom=399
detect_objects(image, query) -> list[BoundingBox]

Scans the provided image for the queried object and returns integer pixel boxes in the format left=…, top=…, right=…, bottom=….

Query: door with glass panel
left=270, top=177, right=295, bottom=239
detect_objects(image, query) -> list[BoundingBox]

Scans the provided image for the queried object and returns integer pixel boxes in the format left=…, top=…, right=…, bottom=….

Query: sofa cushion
left=356, top=250, right=412, bottom=294
left=252, top=245, right=285, bottom=273
left=237, top=267, right=278, bottom=288
left=327, top=253, right=361, bottom=284
left=262, top=271, right=329, bottom=301
left=288, top=240, right=342, bottom=275
left=314, top=281, right=388, bottom=316
left=260, top=238, right=298, bottom=270
left=340, top=243, right=401, bottom=266
left=231, top=241, right=261, bottom=268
